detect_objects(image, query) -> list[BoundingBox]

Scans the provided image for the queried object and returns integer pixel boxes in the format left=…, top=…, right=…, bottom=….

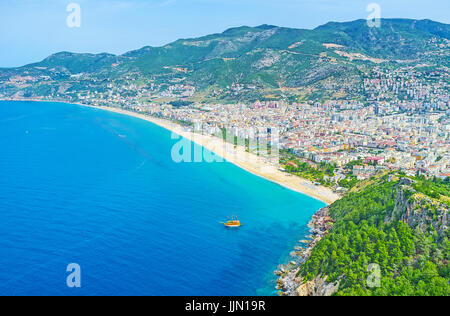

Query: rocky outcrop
left=276, top=267, right=339, bottom=296
left=390, top=181, right=448, bottom=236
left=276, top=178, right=449, bottom=296
left=295, top=276, right=340, bottom=296
left=275, top=207, right=337, bottom=296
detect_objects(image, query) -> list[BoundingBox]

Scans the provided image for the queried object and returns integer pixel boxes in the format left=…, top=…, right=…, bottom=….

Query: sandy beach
left=0, top=99, right=340, bottom=204
left=81, top=105, right=340, bottom=205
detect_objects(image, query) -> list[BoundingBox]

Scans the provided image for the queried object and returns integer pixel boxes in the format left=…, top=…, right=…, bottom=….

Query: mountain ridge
left=5, top=18, right=449, bottom=69
left=1, top=18, right=449, bottom=103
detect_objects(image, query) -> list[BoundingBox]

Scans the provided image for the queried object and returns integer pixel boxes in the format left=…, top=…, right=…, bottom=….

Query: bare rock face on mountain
left=390, top=180, right=449, bottom=236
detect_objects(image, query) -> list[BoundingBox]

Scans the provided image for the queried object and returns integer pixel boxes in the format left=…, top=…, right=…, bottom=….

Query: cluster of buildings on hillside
left=363, top=67, right=449, bottom=113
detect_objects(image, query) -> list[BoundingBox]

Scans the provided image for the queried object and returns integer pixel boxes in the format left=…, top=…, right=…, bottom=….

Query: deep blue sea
left=0, top=100, right=325, bottom=296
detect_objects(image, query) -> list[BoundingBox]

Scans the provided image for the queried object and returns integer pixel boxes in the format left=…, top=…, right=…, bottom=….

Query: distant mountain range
left=1, top=18, right=449, bottom=103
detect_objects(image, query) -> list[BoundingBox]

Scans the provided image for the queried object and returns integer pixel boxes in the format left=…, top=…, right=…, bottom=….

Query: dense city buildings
left=1, top=62, right=448, bottom=189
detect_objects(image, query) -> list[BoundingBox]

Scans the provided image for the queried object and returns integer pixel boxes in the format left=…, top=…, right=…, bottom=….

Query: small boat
left=221, top=215, right=242, bottom=228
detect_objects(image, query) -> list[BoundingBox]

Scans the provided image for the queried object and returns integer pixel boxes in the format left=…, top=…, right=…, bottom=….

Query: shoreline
left=0, top=98, right=340, bottom=205
left=275, top=207, right=338, bottom=296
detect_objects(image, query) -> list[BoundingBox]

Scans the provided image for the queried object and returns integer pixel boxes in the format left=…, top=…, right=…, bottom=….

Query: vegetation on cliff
left=298, top=173, right=449, bottom=296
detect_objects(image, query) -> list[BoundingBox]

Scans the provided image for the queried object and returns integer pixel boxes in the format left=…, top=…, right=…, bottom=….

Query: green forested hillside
left=298, top=174, right=450, bottom=296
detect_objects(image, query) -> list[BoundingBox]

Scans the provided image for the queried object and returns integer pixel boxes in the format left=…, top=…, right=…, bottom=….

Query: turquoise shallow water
left=0, top=101, right=325, bottom=296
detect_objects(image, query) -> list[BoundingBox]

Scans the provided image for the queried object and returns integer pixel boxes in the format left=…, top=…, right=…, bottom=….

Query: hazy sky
left=0, top=0, right=449, bottom=67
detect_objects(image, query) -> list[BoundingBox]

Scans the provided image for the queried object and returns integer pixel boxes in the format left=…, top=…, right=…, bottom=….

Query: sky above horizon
left=1, top=0, right=449, bottom=67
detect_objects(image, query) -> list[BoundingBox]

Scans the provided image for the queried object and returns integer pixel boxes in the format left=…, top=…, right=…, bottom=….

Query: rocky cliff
left=276, top=176, right=449, bottom=296
left=390, top=179, right=448, bottom=237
